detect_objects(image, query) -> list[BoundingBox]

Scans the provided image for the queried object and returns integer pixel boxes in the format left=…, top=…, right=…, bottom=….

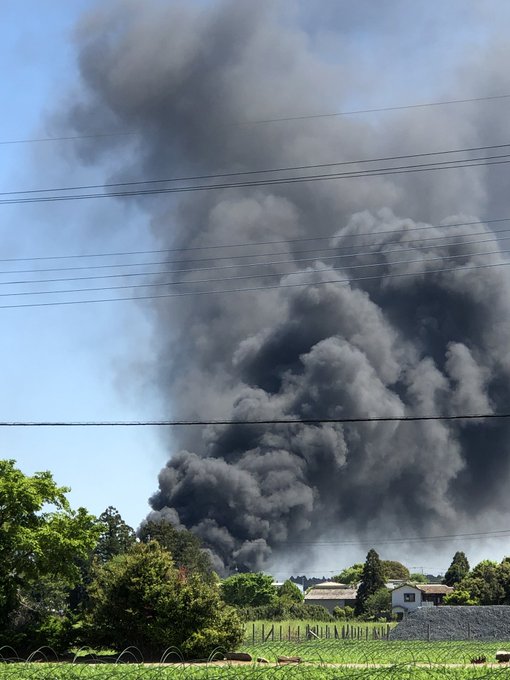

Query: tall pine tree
left=355, top=548, right=386, bottom=614
left=443, top=551, right=470, bottom=587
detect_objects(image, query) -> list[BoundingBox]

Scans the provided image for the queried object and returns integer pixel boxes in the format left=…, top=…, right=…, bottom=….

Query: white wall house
left=391, top=583, right=453, bottom=619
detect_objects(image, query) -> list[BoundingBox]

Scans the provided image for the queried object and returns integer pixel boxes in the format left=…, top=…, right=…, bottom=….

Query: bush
left=333, top=607, right=345, bottom=619
left=343, top=606, right=355, bottom=620
left=84, top=542, right=243, bottom=658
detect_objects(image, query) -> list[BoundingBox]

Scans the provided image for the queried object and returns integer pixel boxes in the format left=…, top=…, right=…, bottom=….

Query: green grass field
left=2, top=640, right=510, bottom=678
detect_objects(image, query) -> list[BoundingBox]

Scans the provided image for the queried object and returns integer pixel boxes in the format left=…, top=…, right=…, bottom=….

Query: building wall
left=304, top=598, right=353, bottom=613
left=391, top=585, right=422, bottom=612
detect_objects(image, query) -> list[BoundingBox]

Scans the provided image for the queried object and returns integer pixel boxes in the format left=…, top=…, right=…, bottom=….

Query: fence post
left=387, top=624, right=390, bottom=640
left=288, top=625, right=291, bottom=641
left=297, top=625, right=300, bottom=642
left=262, top=624, right=265, bottom=642
left=271, top=625, right=274, bottom=642
left=252, top=623, right=255, bottom=644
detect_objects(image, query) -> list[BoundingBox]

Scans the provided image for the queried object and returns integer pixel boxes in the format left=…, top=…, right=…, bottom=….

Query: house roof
left=418, top=584, right=453, bottom=595
left=312, top=581, right=349, bottom=589
left=391, top=582, right=453, bottom=595
left=305, top=587, right=358, bottom=601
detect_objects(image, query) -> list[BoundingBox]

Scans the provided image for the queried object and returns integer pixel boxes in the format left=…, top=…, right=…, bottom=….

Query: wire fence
left=3, top=641, right=510, bottom=678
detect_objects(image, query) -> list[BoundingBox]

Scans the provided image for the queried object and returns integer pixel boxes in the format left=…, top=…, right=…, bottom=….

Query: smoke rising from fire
left=60, top=1, right=510, bottom=572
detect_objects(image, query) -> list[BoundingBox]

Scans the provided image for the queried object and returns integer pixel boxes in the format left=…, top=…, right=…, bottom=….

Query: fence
left=245, top=622, right=392, bottom=643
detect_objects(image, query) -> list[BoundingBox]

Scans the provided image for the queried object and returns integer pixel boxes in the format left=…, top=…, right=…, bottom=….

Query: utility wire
left=1, top=146, right=510, bottom=206
left=2, top=141, right=509, bottom=197
left=1, top=243, right=508, bottom=296
left=0, top=412, right=508, bottom=426
left=2, top=217, right=508, bottom=265
left=1, top=256, right=509, bottom=309
left=281, top=529, right=510, bottom=547
left=3, top=92, right=510, bottom=145
left=1, top=230, right=507, bottom=286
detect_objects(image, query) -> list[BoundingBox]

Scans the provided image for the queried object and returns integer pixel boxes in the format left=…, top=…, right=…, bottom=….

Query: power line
left=0, top=255, right=509, bottom=309
left=3, top=141, right=509, bottom=197
left=2, top=217, right=508, bottom=265
left=2, top=230, right=507, bottom=286
left=2, top=145, right=510, bottom=206
left=0, top=412, right=508, bottom=426
left=280, top=529, right=510, bottom=547
left=242, top=93, right=510, bottom=125
left=2, top=92, right=510, bottom=146
left=1, top=242, right=508, bottom=296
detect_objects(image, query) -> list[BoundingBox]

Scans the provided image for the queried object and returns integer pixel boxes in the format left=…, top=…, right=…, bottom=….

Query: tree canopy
left=381, top=560, right=409, bottom=581
left=0, top=460, right=99, bottom=634
left=443, top=551, right=470, bottom=587
left=355, top=549, right=386, bottom=615
left=333, top=564, right=363, bottom=585
left=138, top=518, right=213, bottom=579
left=221, top=572, right=278, bottom=607
left=94, top=506, right=136, bottom=563
left=86, top=541, right=242, bottom=658
left=278, top=579, right=304, bottom=604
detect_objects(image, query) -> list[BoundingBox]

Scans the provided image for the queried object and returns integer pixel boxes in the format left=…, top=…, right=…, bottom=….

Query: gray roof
left=305, top=587, right=358, bottom=601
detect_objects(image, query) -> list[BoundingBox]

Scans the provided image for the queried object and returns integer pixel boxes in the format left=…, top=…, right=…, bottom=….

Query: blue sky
left=0, top=0, right=163, bottom=528
left=2, top=0, right=510, bottom=573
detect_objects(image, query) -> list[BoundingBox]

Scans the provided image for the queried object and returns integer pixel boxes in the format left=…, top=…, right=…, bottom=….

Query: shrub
left=84, top=542, right=243, bottom=658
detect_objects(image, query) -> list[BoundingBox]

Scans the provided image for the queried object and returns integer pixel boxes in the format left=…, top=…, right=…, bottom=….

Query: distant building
left=391, top=583, right=453, bottom=619
left=304, top=581, right=357, bottom=612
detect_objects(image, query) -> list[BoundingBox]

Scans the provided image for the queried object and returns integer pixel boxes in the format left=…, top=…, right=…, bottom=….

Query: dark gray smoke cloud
left=59, top=0, right=510, bottom=572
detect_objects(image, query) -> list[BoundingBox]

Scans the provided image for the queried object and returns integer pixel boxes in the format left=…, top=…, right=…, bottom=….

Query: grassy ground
left=2, top=641, right=510, bottom=678
left=0, top=664, right=509, bottom=679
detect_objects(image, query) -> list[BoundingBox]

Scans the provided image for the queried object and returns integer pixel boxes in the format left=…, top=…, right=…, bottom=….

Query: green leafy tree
left=443, top=590, right=478, bottom=605
left=409, top=573, right=428, bottom=583
left=459, top=560, right=503, bottom=605
left=443, top=551, right=470, bottom=587
left=363, top=588, right=392, bottom=620
left=355, top=549, right=386, bottom=615
left=94, top=506, right=136, bottom=563
left=138, top=519, right=212, bottom=579
left=381, top=561, right=410, bottom=581
left=221, top=572, right=278, bottom=607
left=278, top=579, right=303, bottom=604
left=333, top=564, right=363, bottom=585
left=85, top=541, right=242, bottom=658
left=0, top=459, right=99, bottom=635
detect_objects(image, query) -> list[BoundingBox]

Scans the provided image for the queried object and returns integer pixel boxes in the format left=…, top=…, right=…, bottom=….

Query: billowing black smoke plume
left=60, top=1, right=510, bottom=572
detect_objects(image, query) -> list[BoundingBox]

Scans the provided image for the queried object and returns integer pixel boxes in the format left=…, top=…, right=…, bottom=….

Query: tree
left=85, top=541, right=242, bottom=658
left=409, top=573, right=428, bottom=583
left=333, top=564, right=363, bottom=585
left=94, top=506, right=136, bottom=563
left=355, top=549, right=386, bottom=615
left=278, top=579, right=303, bottom=604
left=363, top=588, right=392, bottom=620
left=0, top=460, right=99, bottom=637
left=443, top=552, right=470, bottom=587
left=221, top=572, right=278, bottom=607
left=138, top=519, right=212, bottom=579
left=458, top=560, right=503, bottom=605
left=381, top=561, right=410, bottom=581
left=443, top=590, right=478, bottom=606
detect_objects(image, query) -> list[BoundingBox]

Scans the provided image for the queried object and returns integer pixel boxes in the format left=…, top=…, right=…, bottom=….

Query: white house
left=391, top=583, right=453, bottom=619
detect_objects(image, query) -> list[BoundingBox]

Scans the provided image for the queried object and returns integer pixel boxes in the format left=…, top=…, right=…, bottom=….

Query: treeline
left=443, top=551, right=510, bottom=605
left=0, top=460, right=243, bottom=658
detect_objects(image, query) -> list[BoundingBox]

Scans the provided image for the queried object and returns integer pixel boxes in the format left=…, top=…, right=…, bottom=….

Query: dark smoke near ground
left=59, top=1, right=510, bottom=573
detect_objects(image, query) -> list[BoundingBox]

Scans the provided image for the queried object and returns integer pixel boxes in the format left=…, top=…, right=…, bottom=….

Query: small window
left=404, top=593, right=416, bottom=602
